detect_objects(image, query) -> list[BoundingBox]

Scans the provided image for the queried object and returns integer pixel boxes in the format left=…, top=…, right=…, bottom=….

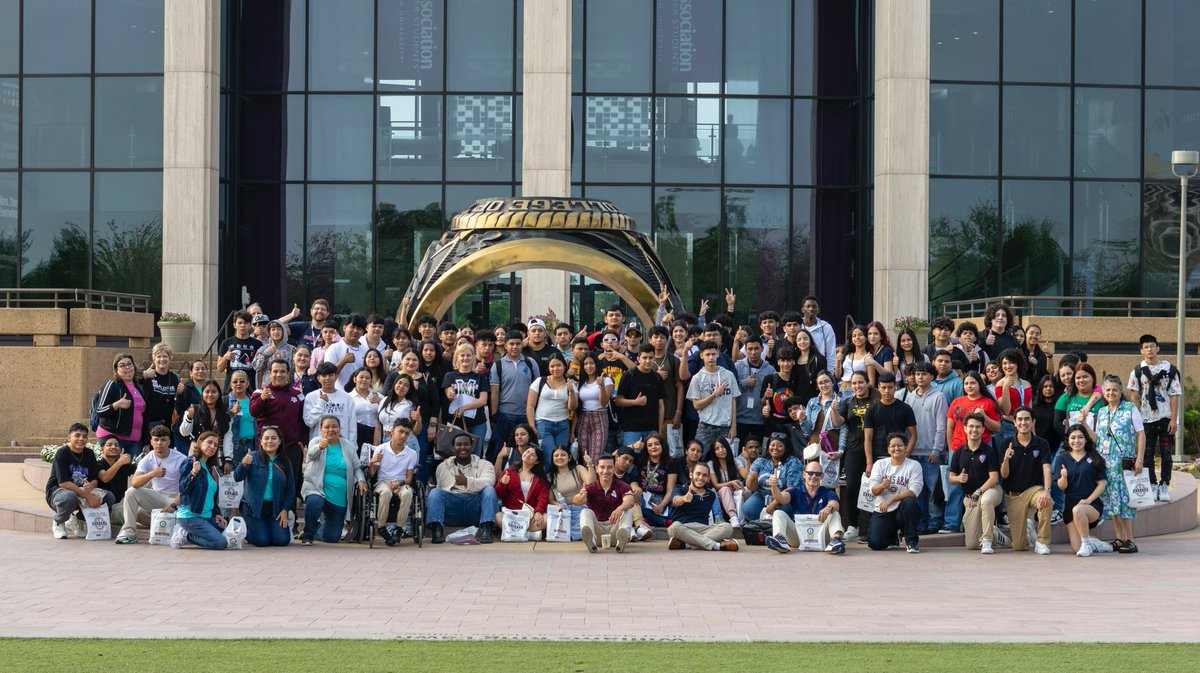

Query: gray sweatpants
left=48, top=488, right=115, bottom=524
left=118, top=487, right=174, bottom=538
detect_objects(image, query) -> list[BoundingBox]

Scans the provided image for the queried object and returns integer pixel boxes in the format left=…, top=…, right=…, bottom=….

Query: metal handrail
left=0, top=288, right=150, bottom=312
left=200, top=309, right=238, bottom=371
left=941, top=295, right=1200, bottom=319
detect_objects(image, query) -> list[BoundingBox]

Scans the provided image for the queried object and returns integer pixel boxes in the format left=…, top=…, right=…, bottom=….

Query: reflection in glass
left=1075, top=0, right=1140, bottom=85
left=586, top=0, right=651, bottom=93
left=24, top=0, right=90, bottom=74
left=0, top=0, right=19, bottom=74
left=283, top=185, right=305, bottom=309
left=96, top=0, right=164, bottom=73
left=655, top=0, right=721, bottom=94
left=1001, top=180, right=1069, bottom=295
left=1144, top=89, right=1200, bottom=179
left=1146, top=0, right=1200, bottom=87
left=445, top=184, right=511, bottom=223
left=1074, top=88, right=1140, bottom=179
left=930, top=84, right=997, bottom=176
left=238, top=95, right=304, bottom=181
left=378, top=95, right=443, bottom=181
left=1073, top=181, right=1139, bottom=297
left=793, top=0, right=814, bottom=95
left=929, top=178, right=998, bottom=306
left=0, top=79, right=15, bottom=168
left=792, top=188, right=814, bottom=296
left=654, top=187, right=719, bottom=309
left=930, top=0, right=998, bottom=82
left=571, top=96, right=582, bottom=182
left=446, top=0, right=513, bottom=91
left=655, top=97, right=720, bottom=183
left=725, top=99, right=788, bottom=185
left=1141, top=181, right=1200, bottom=297
left=446, top=95, right=513, bottom=181
left=725, top=0, right=789, bottom=95
left=21, top=172, right=90, bottom=289
left=585, top=96, right=651, bottom=183
left=584, top=185, right=650, bottom=235
left=0, top=172, right=14, bottom=286
left=95, top=77, right=164, bottom=168
left=1002, top=86, right=1069, bottom=177
left=309, top=0, right=374, bottom=91
left=308, top=95, right=372, bottom=180
left=22, top=78, right=90, bottom=169
left=375, top=184, right=442, bottom=310
left=725, top=188, right=790, bottom=313
left=1003, top=0, right=1069, bottom=83
left=93, top=172, right=162, bottom=306
left=378, top=0, right=443, bottom=91
left=307, top=184, right=372, bottom=315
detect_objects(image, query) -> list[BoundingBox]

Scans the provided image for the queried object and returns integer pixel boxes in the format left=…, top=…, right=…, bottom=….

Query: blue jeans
left=742, top=491, right=769, bottom=521
left=427, top=486, right=498, bottom=527
left=489, top=413, right=525, bottom=459
left=468, top=422, right=488, bottom=458
left=694, top=422, right=728, bottom=452
left=243, top=502, right=291, bottom=547
left=621, top=429, right=656, bottom=451
left=941, top=464, right=963, bottom=532
left=640, top=500, right=669, bottom=527
left=177, top=516, right=227, bottom=549
left=303, top=494, right=347, bottom=543
left=912, top=456, right=943, bottom=531
left=536, top=419, right=571, bottom=467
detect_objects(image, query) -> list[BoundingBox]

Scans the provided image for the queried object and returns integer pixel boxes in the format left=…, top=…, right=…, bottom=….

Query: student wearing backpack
left=1126, top=334, right=1182, bottom=502
left=489, top=330, right=540, bottom=458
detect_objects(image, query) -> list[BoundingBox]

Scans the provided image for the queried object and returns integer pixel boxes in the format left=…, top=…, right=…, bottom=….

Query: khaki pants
left=373, top=481, right=414, bottom=528
left=667, top=521, right=733, bottom=549
left=772, top=509, right=844, bottom=549
left=579, top=508, right=633, bottom=550
left=962, top=485, right=1003, bottom=549
left=1005, top=485, right=1052, bottom=550
left=119, top=487, right=173, bottom=538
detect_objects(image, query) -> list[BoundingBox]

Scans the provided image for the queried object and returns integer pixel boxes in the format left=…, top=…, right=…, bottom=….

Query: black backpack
left=741, top=519, right=772, bottom=546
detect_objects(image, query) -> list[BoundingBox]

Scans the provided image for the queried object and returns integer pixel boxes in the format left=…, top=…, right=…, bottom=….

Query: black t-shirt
left=1000, top=435, right=1050, bottom=493
left=615, top=368, right=667, bottom=431
left=523, top=344, right=560, bottom=380
left=141, top=371, right=180, bottom=424
left=440, top=370, right=490, bottom=424
left=764, top=370, right=803, bottom=422
left=863, top=400, right=916, bottom=458
left=597, top=354, right=629, bottom=393
left=837, top=397, right=873, bottom=459
left=219, top=335, right=261, bottom=387
left=44, top=446, right=101, bottom=500
left=950, top=443, right=1000, bottom=494
left=97, top=457, right=137, bottom=502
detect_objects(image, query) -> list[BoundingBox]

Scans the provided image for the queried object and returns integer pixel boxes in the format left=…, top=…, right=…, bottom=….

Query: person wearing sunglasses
left=765, top=456, right=846, bottom=554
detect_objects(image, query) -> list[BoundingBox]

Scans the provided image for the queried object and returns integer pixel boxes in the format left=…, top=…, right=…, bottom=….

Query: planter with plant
left=157, top=311, right=195, bottom=352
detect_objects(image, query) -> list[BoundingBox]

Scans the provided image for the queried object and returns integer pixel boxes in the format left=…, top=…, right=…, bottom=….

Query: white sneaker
left=169, top=525, right=186, bottom=549
left=581, top=524, right=597, bottom=553
left=52, top=522, right=68, bottom=540
left=1086, top=536, right=1114, bottom=553
left=1160, top=483, right=1172, bottom=503
left=65, top=515, right=86, bottom=539
left=614, top=526, right=631, bottom=553
left=1076, top=539, right=1092, bottom=557
left=980, top=540, right=994, bottom=555
left=844, top=526, right=859, bottom=541
left=635, top=523, right=654, bottom=542
left=729, top=515, right=740, bottom=528
left=1033, top=541, right=1051, bottom=555
left=992, top=525, right=1011, bottom=548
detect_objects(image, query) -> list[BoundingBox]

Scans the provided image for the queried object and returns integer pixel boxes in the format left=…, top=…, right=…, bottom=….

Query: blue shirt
left=324, top=444, right=347, bottom=507
left=749, top=455, right=804, bottom=496
left=735, top=357, right=776, bottom=426
left=668, top=485, right=722, bottom=525
left=931, top=371, right=964, bottom=405
left=783, top=484, right=839, bottom=516
left=1052, top=451, right=1108, bottom=501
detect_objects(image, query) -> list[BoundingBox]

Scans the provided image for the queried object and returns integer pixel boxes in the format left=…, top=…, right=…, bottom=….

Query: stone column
left=872, top=0, right=930, bottom=323
left=162, top=0, right=221, bottom=352
left=520, top=0, right=572, bottom=321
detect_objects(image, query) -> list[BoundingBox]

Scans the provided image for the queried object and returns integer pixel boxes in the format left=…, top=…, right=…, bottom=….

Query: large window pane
left=96, top=0, right=164, bottom=73
left=309, top=0, right=374, bottom=90
left=307, top=185, right=372, bottom=314
left=725, top=188, right=790, bottom=314
left=571, top=96, right=582, bottom=182
left=1003, top=0, right=1069, bottom=83
left=792, top=188, right=814, bottom=298
left=655, top=0, right=721, bottom=94
left=446, top=0, right=513, bottom=91
left=375, top=184, right=442, bottom=310
left=0, top=79, right=15, bottom=168
left=726, top=98, right=788, bottom=185
left=1144, top=89, right=1200, bottom=180
left=655, top=97, right=721, bottom=183
left=21, top=172, right=89, bottom=289
left=282, top=185, right=305, bottom=308
left=585, top=96, right=651, bottom=182
left=308, top=95, right=372, bottom=180
left=1074, top=88, right=1140, bottom=179
left=0, top=172, right=14, bottom=286
left=1073, top=181, right=1139, bottom=297
left=654, top=187, right=719, bottom=309
left=930, top=84, right=997, bottom=176
left=930, top=0, right=998, bottom=82
left=22, top=78, right=90, bottom=169
left=446, top=184, right=510, bottom=223
left=586, top=0, right=651, bottom=93
left=238, top=95, right=304, bottom=181
left=1142, top=181, right=1200, bottom=297
left=0, top=0, right=17, bottom=74
left=1003, top=86, right=1069, bottom=177
left=446, top=95, right=513, bottom=181
left=1146, top=1, right=1200, bottom=87
left=929, top=178, right=998, bottom=306
left=726, top=0, right=789, bottom=95
left=378, top=94, right=443, bottom=181
left=797, top=99, right=857, bottom=186
left=95, top=77, right=164, bottom=168
left=378, top=0, right=444, bottom=91
left=584, top=185, right=651, bottom=235
left=24, top=0, right=90, bottom=74
left=794, top=0, right=814, bottom=95
left=93, top=172, right=162, bottom=306
left=1075, top=0, right=1140, bottom=86
left=1001, top=180, right=1069, bottom=295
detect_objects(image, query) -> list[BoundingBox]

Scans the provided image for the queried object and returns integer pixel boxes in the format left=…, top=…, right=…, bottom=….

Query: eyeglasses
left=602, top=338, right=618, bottom=343
left=804, top=470, right=823, bottom=477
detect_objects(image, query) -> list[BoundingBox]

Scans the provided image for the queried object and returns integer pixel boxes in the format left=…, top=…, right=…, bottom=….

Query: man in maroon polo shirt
left=573, top=453, right=636, bottom=553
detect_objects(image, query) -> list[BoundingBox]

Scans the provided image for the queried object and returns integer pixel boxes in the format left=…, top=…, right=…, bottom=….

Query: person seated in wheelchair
left=368, top=420, right=419, bottom=546
left=495, top=444, right=550, bottom=540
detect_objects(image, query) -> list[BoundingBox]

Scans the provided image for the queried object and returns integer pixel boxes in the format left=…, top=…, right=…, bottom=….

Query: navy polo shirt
left=669, top=485, right=722, bottom=525
left=783, top=484, right=838, bottom=516
left=950, top=442, right=1000, bottom=494
left=1052, top=451, right=1108, bottom=500
left=1002, top=435, right=1050, bottom=493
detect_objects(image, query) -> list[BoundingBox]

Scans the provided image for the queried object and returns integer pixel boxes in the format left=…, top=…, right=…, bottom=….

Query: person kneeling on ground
left=950, top=412, right=1004, bottom=554
left=369, top=421, right=419, bottom=546
left=765, top=457, right=845, bottom=554
left=299, top=415, right=367, bottom=545
left=427, top=434, right=499, bottom=544
left=999, top=407, right=1052, bottom=555
left=866, top=433, right=924, bottom=553
left=46, top=423, right=110, bottom=539
left=116, top=424, right=186, bottom=544
left=174, top=432, right=229, bottom=549
left=234, top=426, right=295, bottom=547
left=574, top=454, right=636, bottom=553
left=666, top=462, right=739, bottom=551
left=495, top=444, right=551, bottom=540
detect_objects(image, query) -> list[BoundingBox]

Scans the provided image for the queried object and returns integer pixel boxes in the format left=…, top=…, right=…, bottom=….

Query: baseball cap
left=528, top=318, right=547, bottom=330
left=625, top=321, right=642, bottom=336
left=251, top=314, right=269, bottom=325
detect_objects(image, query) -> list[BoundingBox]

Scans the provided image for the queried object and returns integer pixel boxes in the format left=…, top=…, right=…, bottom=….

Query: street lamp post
left=1171, top=150, right=1198, bottom=461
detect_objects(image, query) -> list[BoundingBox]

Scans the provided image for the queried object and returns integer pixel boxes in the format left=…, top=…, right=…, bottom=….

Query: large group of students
left=45, top=293, right=1181, bottom=558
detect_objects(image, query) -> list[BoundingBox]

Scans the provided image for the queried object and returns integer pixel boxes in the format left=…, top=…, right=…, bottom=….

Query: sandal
left=1119, top=540, right=1138, bottom=554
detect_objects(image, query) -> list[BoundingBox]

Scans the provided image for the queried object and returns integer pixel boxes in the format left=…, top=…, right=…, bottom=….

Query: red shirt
left=993, top=382, right=1033, bottom=416
left=584, top=478, right=632, bottom=520
left=494, top=468, right=551, bottom=514
left=947, top=396, right=1000, bottom=449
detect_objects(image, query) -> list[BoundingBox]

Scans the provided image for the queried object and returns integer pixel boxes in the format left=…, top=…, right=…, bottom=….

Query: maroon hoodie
left=249, top=384, right=306, bottom=450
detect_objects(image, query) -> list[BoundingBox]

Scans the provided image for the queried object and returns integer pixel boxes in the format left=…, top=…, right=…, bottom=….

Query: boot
left=429, top=523, right=445, bottom=544
left=476, top=521, right=494, bottom=544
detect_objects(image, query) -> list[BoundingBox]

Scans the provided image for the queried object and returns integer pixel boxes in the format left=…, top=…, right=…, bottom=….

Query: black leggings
left=842, top=448, right=869, bottom=532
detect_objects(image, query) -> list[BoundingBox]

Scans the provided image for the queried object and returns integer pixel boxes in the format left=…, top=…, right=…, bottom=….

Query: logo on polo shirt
left=1032, top=450, right=1040, bottom=457
left=978, top=454, right=987, bottom=463
left=1086, top=457, right=1093, bottom=464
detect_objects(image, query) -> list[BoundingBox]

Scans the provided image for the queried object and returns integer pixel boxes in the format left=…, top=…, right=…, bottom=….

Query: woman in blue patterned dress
left=1089, top=375, right=1146, bottom=553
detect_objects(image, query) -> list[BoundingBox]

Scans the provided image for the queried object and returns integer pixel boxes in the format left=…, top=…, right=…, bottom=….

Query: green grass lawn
left=0, top=640, right=1195, bottom=673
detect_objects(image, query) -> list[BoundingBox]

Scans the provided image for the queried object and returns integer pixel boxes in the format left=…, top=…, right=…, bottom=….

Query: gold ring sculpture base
left=401, top=197, right=682, bottom=327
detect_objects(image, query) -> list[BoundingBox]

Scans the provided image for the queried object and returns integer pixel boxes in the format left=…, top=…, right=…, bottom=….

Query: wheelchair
left=359, top=478, right=427, bottom=548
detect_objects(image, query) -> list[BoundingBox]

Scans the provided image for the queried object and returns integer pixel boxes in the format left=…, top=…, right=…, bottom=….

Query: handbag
left=149, top=508, right=177, bottom=545
left=794, top=514, right=826, bottom=552
left=435, top=415, right=479, bottom=459
left=223, top=516, right=247, bottom=549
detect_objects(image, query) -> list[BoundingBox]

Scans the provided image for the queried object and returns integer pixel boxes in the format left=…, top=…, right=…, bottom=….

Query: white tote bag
left=500, top=507, right=532, bottom=542
left=666, top=424, right=684, bottom=459
left=1123, top=469, right=1155, bottom=509
left=856, top=478, right=880, bottom=512
left=794, top=514, right=826, bottom=552
left=821, top=456, right=841, bottom=490
left=81, top=504, right=111, bottom=541
left=544, top=504, right=571, bottom=542
left=148, top=508, right=177, bottom=545
left=218, top=474, right=245, bottom=510
left=223, top=516, right=248, bottom=549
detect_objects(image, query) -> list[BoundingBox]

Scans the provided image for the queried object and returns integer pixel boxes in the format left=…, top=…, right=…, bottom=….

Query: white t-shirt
left=377, top=399, right=414, bottom=434
left=324, top=339, right=369, bottom=389
left=371, top=444, right=418, bottom=483
left=867, top=458, right=924, bottom=512
left=135, top=450, right=188, bottom=495
left=1126, top=360, right=1182, bottom=424
left=530, top=377, right=571, bottom=422
left=349, top=390, right=378, bottom=428
left=578, top=377, right=612, bottom=412
left=686, top=367, right=741, bottom=427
